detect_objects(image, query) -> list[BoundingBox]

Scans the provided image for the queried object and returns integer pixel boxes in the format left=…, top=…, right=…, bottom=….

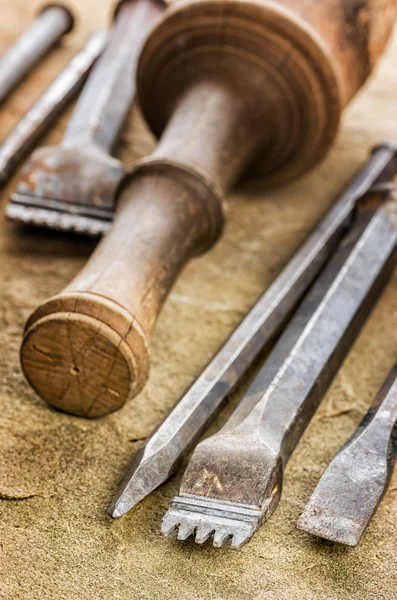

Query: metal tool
left=297, top=363, right=397, bottom=546
left=161, top=186, right=397, bottom=549
left=0, top=31, right=107, bottom=192
left=9, top=0, right=164, bottom=236
left=108, top=145, right=397, bottom=518
left=0, top=4, right=74, bottom=105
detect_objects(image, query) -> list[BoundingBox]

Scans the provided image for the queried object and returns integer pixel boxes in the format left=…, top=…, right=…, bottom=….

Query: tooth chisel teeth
left=213, top=529, right=232, bottom=548
left=161, top=512, right=180, bottom=537
left=195, top=524, right=215, bottom=545
left=6, top=200, right=111, bottom=236
left=231, top=530, right=252, bottom=550
left=177, top=522, right=196, bottom=541
left=162, top=496, right=262, bottom=549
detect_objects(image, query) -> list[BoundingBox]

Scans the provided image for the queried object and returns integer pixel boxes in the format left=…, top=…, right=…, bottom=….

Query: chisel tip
left=297, top=434, right=390, bottom=546
left=108, top=444, right=177, bottom=518
left=299, top=363, right=397, bottom=547
left=297, top=505, right=364, bottom=547
left=107, top=462, right=157, bottom=519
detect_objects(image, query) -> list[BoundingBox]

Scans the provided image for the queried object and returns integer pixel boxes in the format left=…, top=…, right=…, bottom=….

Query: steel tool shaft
left=0, top=4, right=74, bottom=105
left=0, top=31, right=107, bottom=192
left=297, top=362, right=397, bottom=546
left=9, top=0, right=164, bottom=236
left=162, top=188, right=397, bottom=549
left=108, top=146, right=397, bottom=519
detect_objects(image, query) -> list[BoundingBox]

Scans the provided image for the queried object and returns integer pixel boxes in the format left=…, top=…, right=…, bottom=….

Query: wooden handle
left=21, top=0, right=397, bottom=417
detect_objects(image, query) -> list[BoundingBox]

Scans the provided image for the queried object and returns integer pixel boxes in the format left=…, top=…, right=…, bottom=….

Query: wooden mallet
left=20, top=0, right=397, bottom=417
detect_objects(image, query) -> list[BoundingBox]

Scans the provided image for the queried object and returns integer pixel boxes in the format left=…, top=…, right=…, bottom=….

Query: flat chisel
left=8, top=0, right=165, bottom=236
left=0, top=4, right=74, bottom=105
left=0, top=31, right=107, bottom=190
left=162, top=186, right=397, bottom=549
left=297, top=362, right=397, bottom=547
left=108, top=146, right=397, bottom=517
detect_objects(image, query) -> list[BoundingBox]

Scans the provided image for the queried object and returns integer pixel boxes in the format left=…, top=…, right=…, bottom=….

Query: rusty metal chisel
left=297, top=362, right=397, bottom=547
left=108, top=145, right=397, bottom=519
left=8, top=0, right=165, bottom=236
left=0, top=4, right=74, bottom=105
left=161, top=185, right=397, bottom=549
left=0, top=31, right=107, bottom=190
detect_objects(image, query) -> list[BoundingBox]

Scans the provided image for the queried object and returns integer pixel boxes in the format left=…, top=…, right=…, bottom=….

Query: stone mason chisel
left=162, top=185, right=397, bottom=549
left=108, top=145, right=397, bottom=518
left=8, top=0, right=165, bottom=236
left=297, top=362, right=397, bottom=547
left=0, top=4, right=74, bottom=105
left=0, top=31, right=108, bottom=190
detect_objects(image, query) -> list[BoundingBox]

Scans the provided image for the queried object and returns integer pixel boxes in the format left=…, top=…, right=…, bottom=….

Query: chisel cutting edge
left=297, top=362, right=397, bottom=547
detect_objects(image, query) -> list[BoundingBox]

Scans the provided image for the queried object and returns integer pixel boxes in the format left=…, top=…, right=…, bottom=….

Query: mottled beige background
left=0, top=1, right=397, bottom=599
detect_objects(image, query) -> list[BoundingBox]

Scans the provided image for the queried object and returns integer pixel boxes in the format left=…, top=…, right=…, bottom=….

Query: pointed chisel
left=161, top=185, right=397, bottom=549
left=108, top=145, right=397, bottom=519
left=297, top=363, right=397, bottom=546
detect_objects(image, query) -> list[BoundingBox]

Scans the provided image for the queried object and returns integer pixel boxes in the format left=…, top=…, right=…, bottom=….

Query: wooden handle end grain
left=21, top=161, right=225, bottom=417
left=22, top=299, right=146, bottom=418
left=20, top=0, right=397, bottom=417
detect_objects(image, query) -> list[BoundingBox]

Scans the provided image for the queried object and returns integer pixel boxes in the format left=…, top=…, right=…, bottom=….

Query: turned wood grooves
left=21, top=0, right=397, bottom=417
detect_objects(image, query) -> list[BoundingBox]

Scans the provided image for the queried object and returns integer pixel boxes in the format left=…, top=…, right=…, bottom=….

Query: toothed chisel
left=19, top=0, right=397, bottom=417
left=0, top=31, right=107, bottom=192
left=0, top=4, right=74, bottom=105
left=108, top=145, right=397, bottom=517
left=297, top=362, right=397, bottom=547
left=162, top=185, right=397, bottom=549
left=8, top=0, right=165, bottom=236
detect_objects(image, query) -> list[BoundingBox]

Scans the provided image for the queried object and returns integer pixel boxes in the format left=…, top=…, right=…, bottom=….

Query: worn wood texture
left=1, top=1, right=397, bottom=598
left=20, top=0, right=397, bottom=417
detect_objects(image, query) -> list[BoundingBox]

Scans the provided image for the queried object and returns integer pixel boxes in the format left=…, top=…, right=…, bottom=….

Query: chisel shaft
left=0, top=5, right=74, bottom=105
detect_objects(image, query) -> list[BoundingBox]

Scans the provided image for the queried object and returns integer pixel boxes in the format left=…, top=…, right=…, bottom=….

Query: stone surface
left=0, top=2, right=397, bottom=599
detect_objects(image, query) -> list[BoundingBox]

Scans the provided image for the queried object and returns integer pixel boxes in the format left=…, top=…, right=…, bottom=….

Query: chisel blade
left=297, top=363, right=397, bottom=546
